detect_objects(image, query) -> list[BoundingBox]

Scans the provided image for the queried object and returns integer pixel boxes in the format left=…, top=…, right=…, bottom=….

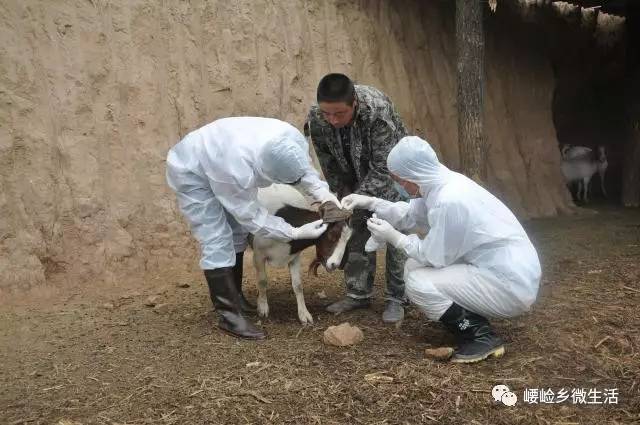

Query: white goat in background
left=561, top=144, right=592, bottom=160
left=561, top=145, right=608, bottom=202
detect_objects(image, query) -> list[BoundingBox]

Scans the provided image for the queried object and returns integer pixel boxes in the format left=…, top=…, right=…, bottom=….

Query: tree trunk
left=622, top=1, right=640, bottom=207
left=456, top=0, right=486, bottom=183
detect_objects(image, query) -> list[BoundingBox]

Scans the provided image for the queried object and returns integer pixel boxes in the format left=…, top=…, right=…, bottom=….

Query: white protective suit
left=372, top=136, right=541, bottom=320
left=166, top=117, right=331, bottom=269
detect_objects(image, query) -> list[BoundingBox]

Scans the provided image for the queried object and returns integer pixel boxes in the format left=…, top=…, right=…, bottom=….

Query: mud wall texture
left=0, top=0, right=572, bottom=293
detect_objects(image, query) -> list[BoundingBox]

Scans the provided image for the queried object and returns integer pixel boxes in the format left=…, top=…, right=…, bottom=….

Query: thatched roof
left=551, top=1, right=626, bottom=45
left=551, top=0, right=628, bottom=16
left=498, top=0, right=627, bottom=46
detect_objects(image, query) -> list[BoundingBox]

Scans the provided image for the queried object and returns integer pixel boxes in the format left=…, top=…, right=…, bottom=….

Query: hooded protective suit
left=371, top=136, right=541, bottom=320
left=166, top=117, right=331, bottom=269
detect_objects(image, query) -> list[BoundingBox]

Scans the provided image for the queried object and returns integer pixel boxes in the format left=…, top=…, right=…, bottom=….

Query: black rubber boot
left=204, top=268, right=265, bottom=340
left=439, top=303, right=505, bottom=363
left=233, top=252, right=256, bottom=313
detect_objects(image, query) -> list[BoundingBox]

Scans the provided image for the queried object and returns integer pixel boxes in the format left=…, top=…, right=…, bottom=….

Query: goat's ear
left=317, top=202, right=329, bottom=219
left=306, top=202, right=320, bottom=213
left=308, top=258, right=321, bottom=277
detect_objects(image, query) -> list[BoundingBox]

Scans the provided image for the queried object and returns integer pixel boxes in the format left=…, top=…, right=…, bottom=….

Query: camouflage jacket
left=305, top=85, right=407, bottom=201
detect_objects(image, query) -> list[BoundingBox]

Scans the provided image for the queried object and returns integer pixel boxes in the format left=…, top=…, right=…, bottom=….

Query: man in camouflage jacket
left=305, top=73, right=408, bottom=323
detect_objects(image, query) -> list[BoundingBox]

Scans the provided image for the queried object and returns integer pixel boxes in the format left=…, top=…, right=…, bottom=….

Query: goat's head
left=597, top=146, right=607, bottom=162
left=308, top=202, right=353, bottom=276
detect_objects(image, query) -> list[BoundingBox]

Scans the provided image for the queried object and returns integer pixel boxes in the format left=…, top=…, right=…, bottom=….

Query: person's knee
left=403, top=268, right=432, bottom=301
left=521, top=286, right=539, bottom=311
left=404, top=281, right=422, bottom=307
left=404, top=277, right=451, bottom=321
left=403, top=258, right=421, bottom=275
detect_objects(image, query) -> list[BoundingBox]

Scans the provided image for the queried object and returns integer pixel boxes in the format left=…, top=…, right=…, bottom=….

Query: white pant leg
left=404, top=259, right=453, bottom=320
left=404, top=259, right=529, bottom=320
left=167, top=164, right=236, bottom=269
left=225, top=210, right=249, bottom=254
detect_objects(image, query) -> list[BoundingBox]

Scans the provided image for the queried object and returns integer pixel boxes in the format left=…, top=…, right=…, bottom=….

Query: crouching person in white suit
left=341, top=136, right=541, bottom=363
left=166, top=117, right=339, bottom=340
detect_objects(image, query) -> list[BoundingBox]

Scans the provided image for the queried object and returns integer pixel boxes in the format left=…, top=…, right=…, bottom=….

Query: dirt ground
left=1, top=206, right=639, bottom=425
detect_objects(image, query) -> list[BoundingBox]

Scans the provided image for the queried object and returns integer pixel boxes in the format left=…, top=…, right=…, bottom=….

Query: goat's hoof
left=298, top=310, right=314, bottom=325
left=257, top=303, right=269, bottom=318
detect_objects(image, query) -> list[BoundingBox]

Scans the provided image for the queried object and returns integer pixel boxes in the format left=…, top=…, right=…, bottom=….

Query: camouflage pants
left=343, top=210, right=407, bottom=303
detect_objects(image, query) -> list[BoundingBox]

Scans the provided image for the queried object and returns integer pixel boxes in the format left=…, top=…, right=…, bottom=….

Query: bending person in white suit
left=166, top=117, right=339, bottom=340
left=341, top=136, right=541, bottom=363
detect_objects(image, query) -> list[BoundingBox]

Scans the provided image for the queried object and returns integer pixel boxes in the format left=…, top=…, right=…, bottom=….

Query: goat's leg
left=573, top=181, right=581, bottom=202
left=289, top=254, right=313, bottom=325
left=576, top=180, right=583, bottom=202
left=582, top=176, right=591, bottom=203
left=253, top=254, right=269, bottom=318
left=600, top=170, right=608, bottom=198
left=567, top=182, right=576, bottom=201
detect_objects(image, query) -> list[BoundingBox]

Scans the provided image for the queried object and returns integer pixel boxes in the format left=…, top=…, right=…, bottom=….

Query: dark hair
left=316, top=73, right=355, bottom=104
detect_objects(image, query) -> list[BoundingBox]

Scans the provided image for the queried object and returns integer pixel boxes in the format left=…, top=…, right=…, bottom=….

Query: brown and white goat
left=248, top=184, right=352, bottom=324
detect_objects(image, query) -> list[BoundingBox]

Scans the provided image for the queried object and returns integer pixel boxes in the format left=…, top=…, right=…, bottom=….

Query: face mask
left=393, top=181, right=412, bottom=200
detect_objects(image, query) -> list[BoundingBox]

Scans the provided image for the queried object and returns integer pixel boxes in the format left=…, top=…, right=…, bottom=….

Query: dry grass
left=1, top=206, right=639, bottom=424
